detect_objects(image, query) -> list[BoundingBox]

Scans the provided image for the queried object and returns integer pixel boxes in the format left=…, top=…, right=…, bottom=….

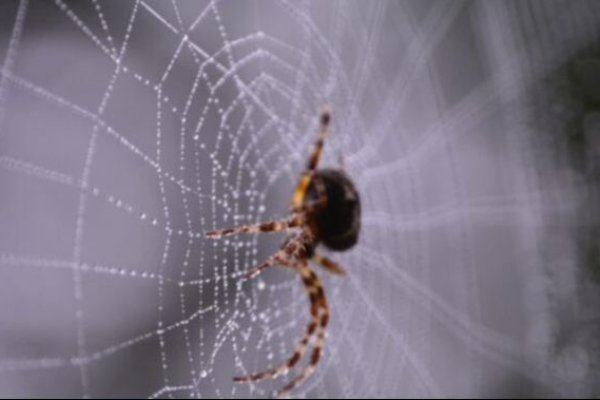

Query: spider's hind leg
left=233, top=305, right=318, bottom=383
left=275, top=263, right=330, bottom=398
left=233, top=260, right=329, bottom=398
left=206, top=214, right=302, bottom=239
left=314, top=253, right=346, bottom=276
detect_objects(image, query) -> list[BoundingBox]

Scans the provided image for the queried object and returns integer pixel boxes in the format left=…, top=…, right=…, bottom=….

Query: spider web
left=1, top=0, right=600, bottom=398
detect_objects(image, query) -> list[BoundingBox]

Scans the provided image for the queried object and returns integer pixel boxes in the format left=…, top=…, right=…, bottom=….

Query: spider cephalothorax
left=206, top=106, right=360, bottom=397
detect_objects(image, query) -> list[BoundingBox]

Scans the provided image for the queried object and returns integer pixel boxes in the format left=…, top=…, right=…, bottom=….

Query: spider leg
left=243, top=231, right=311, bottom=279
left=275, top=263, right=330, bottom=398
left=205, top=214, right=302, bottom=239
left=244, top=253, right=291, bottom=279
left=275, top=328, right=327, bottom=399
left=291, top=105, right=331, bottom=210
left=234, top=260, right=329, bottom=395
left=314, top=253, right=346, bottom=276
left=233, top=306, right=318, bottom=382
left=307, top=105, right=331, bottom=172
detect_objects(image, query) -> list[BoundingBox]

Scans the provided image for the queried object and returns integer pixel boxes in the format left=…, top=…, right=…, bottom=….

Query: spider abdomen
left=309, top=169, right=361, bottom=251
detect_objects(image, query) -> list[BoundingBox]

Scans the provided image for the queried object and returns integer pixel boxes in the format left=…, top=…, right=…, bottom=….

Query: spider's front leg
left=314, top=253, right=346, bottom=276
left=291, top=106, right=331, bottom=211
left=307, top=105, right=331, bottom=172
left=205, top=214, right=302, bottom=239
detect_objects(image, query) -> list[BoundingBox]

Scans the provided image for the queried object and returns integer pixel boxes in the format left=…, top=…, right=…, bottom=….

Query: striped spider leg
left=206, top=106, right=357, bottom=397
left=233, top=258, right=330, bottom=399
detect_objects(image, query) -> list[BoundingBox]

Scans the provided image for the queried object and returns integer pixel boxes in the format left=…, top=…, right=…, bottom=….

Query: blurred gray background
left=1, top=0, right=600, bottom=398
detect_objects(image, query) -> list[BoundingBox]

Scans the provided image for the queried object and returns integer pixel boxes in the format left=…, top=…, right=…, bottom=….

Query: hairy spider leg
left=276, top=262, right=330, bottom=398
left=243, top=230, right=312, bottom=279
left=292, top=105, right=331, bottom=211
left=233, top=260, right=329, bottom=399
left=244, top=252, right=291, bottom=280
left=233, top=301, right=319, bottom=382
left=205, top=214, right=303, bottom=239
left=314, top=253, right=346, bottom=275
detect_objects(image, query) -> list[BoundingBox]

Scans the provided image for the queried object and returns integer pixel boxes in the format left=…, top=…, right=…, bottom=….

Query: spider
left=206, top=106, right=361, bottom=397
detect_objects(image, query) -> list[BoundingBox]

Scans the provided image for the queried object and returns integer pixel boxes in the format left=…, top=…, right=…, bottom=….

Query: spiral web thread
left=0, top=1, right=599, bottom=398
